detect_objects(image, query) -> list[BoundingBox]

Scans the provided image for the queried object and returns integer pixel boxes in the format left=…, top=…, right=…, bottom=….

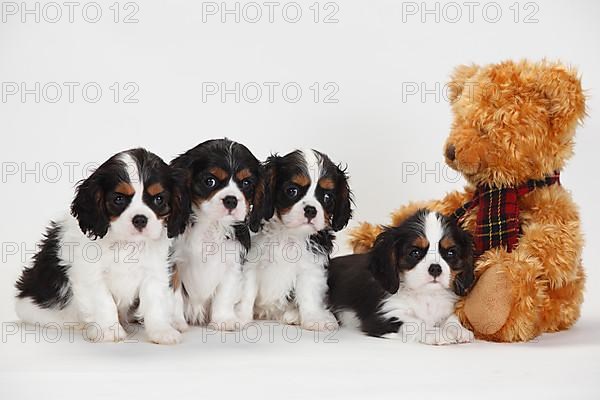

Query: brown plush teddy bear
left=350, top=60, right=586, bottom=342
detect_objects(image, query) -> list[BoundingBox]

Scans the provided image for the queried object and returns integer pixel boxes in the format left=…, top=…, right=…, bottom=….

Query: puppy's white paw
left=421, top=328, right=452, bottom=346
left=92, top=324, right=126, bottom=343
left=209, top=319, right=242, bottom=331
left=172, top=318, right=189, bottom=333
left=282, top=309, right=300, bottom=325
left=445, top=324, right=474, bottom=344
left=301, top=313, right=339, bottom=332
left=147, top=327, right=182, bottom=345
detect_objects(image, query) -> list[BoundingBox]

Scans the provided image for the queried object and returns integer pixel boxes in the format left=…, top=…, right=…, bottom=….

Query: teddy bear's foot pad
left=463, top=265, right=513, bottom=335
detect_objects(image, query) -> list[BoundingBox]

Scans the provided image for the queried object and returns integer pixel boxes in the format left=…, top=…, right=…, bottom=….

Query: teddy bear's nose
left=446, top=144, right=456, bottom=161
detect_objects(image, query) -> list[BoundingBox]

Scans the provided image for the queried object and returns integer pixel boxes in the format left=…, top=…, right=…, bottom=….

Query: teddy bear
left=350, top=60, right=586, bottom=342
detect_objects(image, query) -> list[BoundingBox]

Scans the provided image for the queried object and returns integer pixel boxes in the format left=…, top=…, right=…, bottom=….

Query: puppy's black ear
left=369, top=227, right=403, bottom=294
left=247, top=164, right=266, bottom=233
left=451, top=224, right=475, bottom=296
left=331, top=164, right=353, bottom=232
left=167, top=168, right=192, bottom=238
left=71, top=174, right=109, bottom=239
left=261, top=155, right=279, bottom=222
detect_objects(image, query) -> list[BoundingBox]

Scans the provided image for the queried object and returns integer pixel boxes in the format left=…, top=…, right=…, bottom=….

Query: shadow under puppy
left=328, top=209, right=475, bottom=344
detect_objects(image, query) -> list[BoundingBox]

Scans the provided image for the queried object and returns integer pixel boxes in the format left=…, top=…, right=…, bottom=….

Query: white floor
left=1, top=311, right=598, bottom=399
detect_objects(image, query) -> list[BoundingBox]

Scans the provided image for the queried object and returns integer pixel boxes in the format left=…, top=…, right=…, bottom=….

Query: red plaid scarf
left=453, top=172, right=561, bottom=256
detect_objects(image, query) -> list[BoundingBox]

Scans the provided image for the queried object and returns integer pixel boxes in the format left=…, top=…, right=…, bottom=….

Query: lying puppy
left=16, top=148, right=191, bottom=344
left=328, top=209, right=475, bottom=344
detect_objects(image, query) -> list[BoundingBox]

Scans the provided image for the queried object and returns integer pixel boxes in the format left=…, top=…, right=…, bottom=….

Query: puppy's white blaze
left=424, top=212, right=443, bottom=250
left=301, top=148, right=323, bottom=186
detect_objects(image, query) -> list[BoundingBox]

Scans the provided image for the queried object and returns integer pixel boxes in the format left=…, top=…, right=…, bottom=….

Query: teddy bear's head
left=443, top=60, right=585, bottom=188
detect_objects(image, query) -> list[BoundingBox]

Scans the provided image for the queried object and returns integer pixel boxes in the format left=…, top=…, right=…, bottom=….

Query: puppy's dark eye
left=113, top=194, right=126, bottom=207
left=445, top=247, right=457, bottom=257
left=409, top=248, right=423, bottom=259
left=205, top=177, right=217, bottom=188
left=285, top=185, right=299, bottom=199
left=241, top=178, right=254, bottom=189
left=154, top=194, right=164, bottom=207
left=323, top=192, right=334, bottom=206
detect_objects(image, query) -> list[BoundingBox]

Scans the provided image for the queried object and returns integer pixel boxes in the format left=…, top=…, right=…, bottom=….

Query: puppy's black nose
left=446, top=144, right=456, bottom=161
left=223, top=196, right=238, bottom=210
left=428, top=264, right=442, bottom=278
left=132, top=215, right=148, bottom=231
left=304, top=205, right=317, bottom=220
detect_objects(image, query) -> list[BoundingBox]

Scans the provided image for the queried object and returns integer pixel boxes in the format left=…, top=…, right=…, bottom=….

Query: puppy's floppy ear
left=71, top=174, right=110, bottom=239
left=167, top=167, right=192, bottom=238
left=261, top=155, right=279, bottom=222
left=331, top=164, right=353, bottom=232
left=369, top=226, right=403, bottom=294
left=248, top=164, right=266, bottom=233
left=451, top=224, right=475, bottom=296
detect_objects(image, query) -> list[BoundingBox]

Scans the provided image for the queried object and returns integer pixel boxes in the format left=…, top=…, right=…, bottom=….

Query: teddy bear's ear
left=448, top=64, right=480, bottom=103
left=536, top=63, right=586, bottom=129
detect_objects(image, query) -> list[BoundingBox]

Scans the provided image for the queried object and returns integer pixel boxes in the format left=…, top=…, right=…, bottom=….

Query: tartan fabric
left=453, top=172, right=561, bottom=255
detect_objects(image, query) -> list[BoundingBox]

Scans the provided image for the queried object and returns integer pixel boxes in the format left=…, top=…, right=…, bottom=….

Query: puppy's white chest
left=177, top=222, right=241, bottom=300
left=408, top=291, right=456, bottom=326
left=102, top=242, right=147, bottom=303
left=253, top=234, right=326, bottom=303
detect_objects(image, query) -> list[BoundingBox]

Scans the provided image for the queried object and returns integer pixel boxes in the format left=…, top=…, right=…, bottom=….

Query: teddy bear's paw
left=463, top=265, right=512, bottom=335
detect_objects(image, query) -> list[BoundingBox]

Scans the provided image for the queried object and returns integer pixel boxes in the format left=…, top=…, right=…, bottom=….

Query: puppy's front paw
left=301, top=313, right=339, bottom=332
left=209, top=319, right=242, bottom=331
left=92, top=324, right=127, bottom=343
left=147, top=327, right=182, bottom=345
left=282, top=309, right=300, bottom=325
left=445, top=324, right=474, bottom=344
left=172, top=318, right=189, bottom=333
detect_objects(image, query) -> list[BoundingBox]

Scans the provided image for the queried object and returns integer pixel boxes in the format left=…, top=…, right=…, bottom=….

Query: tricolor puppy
left=15, top=148, right=191, bottom=344
left=327, top=209, right=475, bottom=344
left=170, top=139, right=264, bottom=330
left=239, top=149, right=352, bottom=331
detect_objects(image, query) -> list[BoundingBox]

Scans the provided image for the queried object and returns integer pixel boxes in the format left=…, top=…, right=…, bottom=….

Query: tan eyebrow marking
left=318, top=177, right=335, bottom=190
left=440, top=237, right=456, bottom=249
left=291, top=174, right=310, bottom=187
left=147, top=183, right=164, bottom=196
left=209, top=167, right=229, bottom=181
left=236, top=168, right=252, bottom=181
left=412, top=236, right=429, bottom=249
left=115, top=182, right=135, bottom=196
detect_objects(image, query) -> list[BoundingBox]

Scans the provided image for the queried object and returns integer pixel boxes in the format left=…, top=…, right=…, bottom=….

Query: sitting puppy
left=170, top=139, right=264, bottom=330
left=239, top=149, right=353, bottom=331
left=328, top=209, right=475, bottom=344
left=15, top=148, right=191, bottom=344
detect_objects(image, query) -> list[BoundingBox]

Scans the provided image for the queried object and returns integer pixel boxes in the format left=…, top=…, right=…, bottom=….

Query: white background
left=1, top=0, right=599, bottom=399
